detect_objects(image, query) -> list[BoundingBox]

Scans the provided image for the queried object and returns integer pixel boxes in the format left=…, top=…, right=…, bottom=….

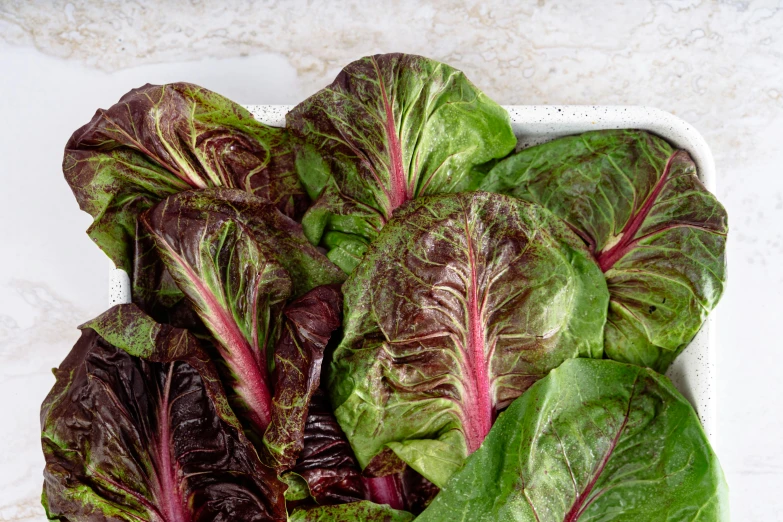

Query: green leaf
left=481, top=130, right=728, bottom=370
left=289, top=501, right=414, bottom=522
left=281, top=472, right=311, bottom=501
left=287, top=53, right=516, bottom=271
left=417, top=358, right=729, bottom=522
left=329, top=192, right=608, bottom=487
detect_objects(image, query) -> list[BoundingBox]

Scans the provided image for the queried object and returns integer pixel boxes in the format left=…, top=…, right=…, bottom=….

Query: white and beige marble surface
left=1, top=1, right=782, bottom=520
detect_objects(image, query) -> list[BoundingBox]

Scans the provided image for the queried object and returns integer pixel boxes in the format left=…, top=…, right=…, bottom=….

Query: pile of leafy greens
left=45, top=53, right=728, bottom=521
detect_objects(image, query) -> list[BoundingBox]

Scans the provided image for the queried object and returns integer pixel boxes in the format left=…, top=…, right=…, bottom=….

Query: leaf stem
left=365, top=475, right=405, bottom=511
left=596, top=151, right=680, bottom=271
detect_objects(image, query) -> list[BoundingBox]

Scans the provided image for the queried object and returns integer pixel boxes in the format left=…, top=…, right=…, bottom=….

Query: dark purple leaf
left=41, top=304, right=286, bottom=521
left=265, top=285, right=343, bottom=468
left=289, top=390, right=366, bottom=506
left=399, top=468, right=438, bottom=515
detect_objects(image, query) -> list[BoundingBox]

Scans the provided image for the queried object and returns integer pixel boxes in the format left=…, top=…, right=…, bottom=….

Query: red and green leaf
left=287, top=53, right=516, bottom=272
left=481, top=130, right=728, bottom=370
left=329, top=192, right=608, bottom=487
left=41, top=304, right=287, bottom=521
left=141, top=190, right=344, bottom=466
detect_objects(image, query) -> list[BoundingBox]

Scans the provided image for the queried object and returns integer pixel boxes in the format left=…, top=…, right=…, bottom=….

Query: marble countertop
left=1, top=1, right=782, bottom=520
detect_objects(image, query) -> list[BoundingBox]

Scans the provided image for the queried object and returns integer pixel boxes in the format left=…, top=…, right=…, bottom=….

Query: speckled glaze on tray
left=110, top=105, right=719, bottom=440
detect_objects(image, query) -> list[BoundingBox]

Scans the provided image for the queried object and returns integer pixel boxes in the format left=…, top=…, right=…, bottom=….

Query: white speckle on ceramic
left=503, top=106, right=717, bottom=192
left=108, top=268, right=131, bottom=307
left=108, top=104, right=718, bottom=440
left=246, top=105, right=294, bottom=128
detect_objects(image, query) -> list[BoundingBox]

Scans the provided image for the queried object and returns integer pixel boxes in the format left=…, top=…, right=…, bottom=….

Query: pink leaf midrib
left=596, top=151, right=680, bottom=271
left=461, top=210, right=494, bottom=454
left=154, top=364, right=191, bottom=522
left=152, top=229, right=273, bottom=432
left=186, top=268, right=273, bottom=432
left=372, top=56, right=409, bottom=214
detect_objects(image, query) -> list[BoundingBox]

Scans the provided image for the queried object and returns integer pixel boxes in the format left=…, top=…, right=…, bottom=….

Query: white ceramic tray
left=108, top=105, right=718, bottom=440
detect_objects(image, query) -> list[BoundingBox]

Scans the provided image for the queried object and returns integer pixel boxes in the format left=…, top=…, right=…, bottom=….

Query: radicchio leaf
left=265, top=285, right=343, bottom=468
left=399, top=468, right=439, bottom=514
left=144, top=199, right=290, bottom=439
left=41, top=304, right=286, bottom=521
left=141, top=190, right=344, bottom=465
left=142, top=188, right=345, bottom=299
left=361, top=469, right=438, bottom=514
left=416, top=358, right=729, bottom=521
left=287, top=53, right=517, bottom=272
left=64, top=82, right=307, bottom=294
left=328, top=192, right=609, bottom=487
left=289, top=501, right=414, bottom=522
left=131, top=218, right=194, bottom=324
left=481, top=130, right=728, bottom=370
left=288, top=389, right=366, bottom=505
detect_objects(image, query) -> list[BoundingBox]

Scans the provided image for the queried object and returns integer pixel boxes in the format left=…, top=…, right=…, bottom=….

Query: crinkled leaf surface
left=142, top=192, right=291, bottom=440
left=141, top=191, right=344, bottom=466
left=417, top=358, right=729, bottom=522
left=481, top=130, right=728, bottom=370
left=64, top=82, right=307, bottom=273
left=41, top=304, right=286, bottom=521
left=131, top=218, right=194, bottom=323
left=289, top=501, right=414, bottom=522
left=328, top=192, right=609, bottom=487
left=287, top=53, right=516, bottom=272
left=142, top=189, right=345, bottom=299
left=265, top=285, right=343, bottom=468
left=288, top=389, right=366, bottom=506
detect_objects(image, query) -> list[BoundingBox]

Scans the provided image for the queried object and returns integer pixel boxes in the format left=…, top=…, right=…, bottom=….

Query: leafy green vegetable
left=287, top=53, right=517, bottom=272
left=289, top=501, right=414, bottom=522
left=287, top=390, right=367, bottom=505
left=41, top=304, right=286, bottom=521
left=481, top=130, right=728, bottom=370
left=417, top=358, right=729, bottom=522
left=64, top=82, right=307, bottom=274
left=142, top=192, right=292, bottom=440
left=265, top=284, right=343, bottom=468
left=329, top=192, right=609, bottom=487
left=50, top=62, right=730, bottom=522
left=142, top=188, right=344, bottom=298
left=141, top=189, right=344, bottom=466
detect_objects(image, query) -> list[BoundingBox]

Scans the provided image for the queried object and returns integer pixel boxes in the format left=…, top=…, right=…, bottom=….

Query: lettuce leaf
left=287, top=53, right=516, bottom=272
left=65, top=83, right=307, bottom=274
left=41, top=304, right=287, bottom=521
left=329, top=192, right=608, bottom=487
left=417, top=358, right=729, bottom=521
left=481, top=130, right=728, bottom=370
left=289, top=501, right=414, bottom=522
left=141, top=189, right=344, bottom=466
